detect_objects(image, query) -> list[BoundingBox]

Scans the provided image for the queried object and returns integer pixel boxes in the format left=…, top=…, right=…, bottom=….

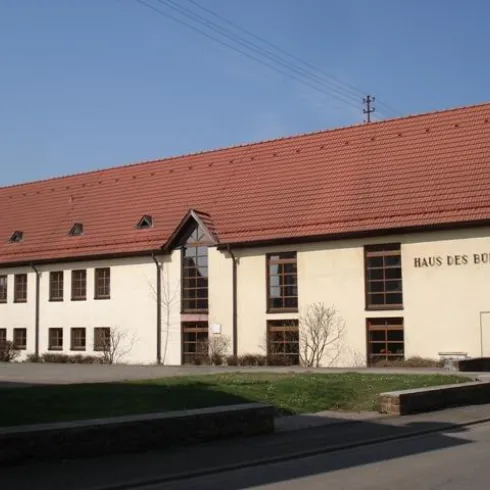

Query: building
left=1, top=102, right=490, bottom=366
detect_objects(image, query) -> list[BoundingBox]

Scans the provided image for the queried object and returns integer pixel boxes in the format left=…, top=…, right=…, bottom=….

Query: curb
left=90, top=415, right=490, bottom=490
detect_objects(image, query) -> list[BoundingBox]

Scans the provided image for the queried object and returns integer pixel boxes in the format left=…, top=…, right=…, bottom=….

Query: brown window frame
left=70, top=328, right=86, bottom=351
left=49, top=271, right=64, bottom=302
left=182, top=322, right=208, bottom=364
left=181, top=244, right=208, bottom=313
left=366, top=318, right=404, bottom=366
left=48, top=328, right=63, bottom=351
left=0, top=275, right=7, bottom=303
left=0, top=328, right=6, bottom=346
left=94, top=327, right=111, bottom=352
left=14, top=274, right=27, bottom=303
left=266, top=252, right=298, bottom=313
left=71, top=270, right=87, bottom=301
left=94, top=268, right=111, bottom=300
left=365, top=244, right=403, bottom=310
left=13, top=328, right=27, bottom=350
left=267, top=319, right=300, bottom=365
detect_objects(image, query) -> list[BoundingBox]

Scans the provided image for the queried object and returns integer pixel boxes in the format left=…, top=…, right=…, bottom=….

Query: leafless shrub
left=99, top=327, right=137, bottom=365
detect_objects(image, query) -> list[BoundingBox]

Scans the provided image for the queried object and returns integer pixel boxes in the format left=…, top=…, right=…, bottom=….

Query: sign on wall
left=414, top=253, right=490, bottom=268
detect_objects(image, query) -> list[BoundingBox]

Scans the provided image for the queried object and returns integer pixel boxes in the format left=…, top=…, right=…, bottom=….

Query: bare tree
left=299, top=303, right=346, bottom=367
left=99, top=327, right=137, bottom=365
left=206, top=334, right=231, bottom=363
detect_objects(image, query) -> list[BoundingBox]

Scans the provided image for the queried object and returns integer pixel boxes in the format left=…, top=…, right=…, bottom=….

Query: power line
left=135, top=0, right=364, bottom=113
left=185, top=0, right=402, bottom=118
left=153, top=0, right=366, bottom=110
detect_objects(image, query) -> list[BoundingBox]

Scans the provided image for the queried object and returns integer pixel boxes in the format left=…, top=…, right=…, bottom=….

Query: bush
left=211, top=353, right=223, bottom=366
left=0, top=341, right=20, bottom=363
left=226, top=355, right=238, bottom=366
left=267, top=354, right=298, bottom=366
left=373, top=356, right=444, bottom=368
left=33, top=353, right=102, bottom=364
left=26, top=353, right=43, bottom=363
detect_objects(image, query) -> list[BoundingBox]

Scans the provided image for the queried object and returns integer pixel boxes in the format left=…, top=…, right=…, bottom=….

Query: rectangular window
left=94, top=327, right=111, bottom=351
left=182, top=247, right=208, bottom=312
left=0, top=275, right=7, bottom=303
left=49, top=271, right=64, bottom=301
left=365, top=244, right=403, bottom=309
left=0, top=328, right=6, bottom=346
left=48, top=328, right=63, bottom=351
left=267, top=319, right=300, bottom=365
left=94, top=268, right=111, bottom=300
left=14, top=274, right=27, bottom=303
left=267, top=252, right=298, bottom=312
left=367, top=318, right=404, bottom=366
left=71, top=270, right=87, bottom=301
left=13, top=328, right=27, bottom=350
left=71, top=328, right=86, bottom=351
left=182, top=322, right=208, bottom=364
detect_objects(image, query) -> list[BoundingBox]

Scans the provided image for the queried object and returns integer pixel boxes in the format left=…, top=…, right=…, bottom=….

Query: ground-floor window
left=71, top=327, right=86, bottom=351
left=367, top=318, right=404, bottom=366
left=267, top=319, right=300, bottom=365
left=182, top=322, right=208, bottom=364
left=13, top=328, right=27, bottom=350
left=48, top=328, right=63, bottom=351
left=0, top=328, right=6, bottom=347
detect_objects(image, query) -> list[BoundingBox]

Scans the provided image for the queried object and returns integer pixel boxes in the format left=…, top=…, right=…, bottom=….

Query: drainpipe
left=30, top=264, right=40, bottom=358
left=152, top=254, right=162, bottom=365
left=227, top=246, right=238, bottom=357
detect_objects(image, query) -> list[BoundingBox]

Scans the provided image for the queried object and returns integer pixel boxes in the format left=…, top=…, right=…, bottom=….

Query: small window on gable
left=9, top=231, right=23, bottom=243
left=69, top=223, right=84, bottom=236
left=137, top=215, right=153, bottom=229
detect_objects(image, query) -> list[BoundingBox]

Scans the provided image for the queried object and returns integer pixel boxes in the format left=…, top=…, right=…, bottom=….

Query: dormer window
left=9, top=231, right=23, bottom=243
left=137, top=215, right=153, bottom=229
left=69, top=223, right=84, bottom=236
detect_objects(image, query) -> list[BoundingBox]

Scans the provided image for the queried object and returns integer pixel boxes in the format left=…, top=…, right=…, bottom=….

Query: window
left=48, top=328, right=63, bottom=351
left=267, top=320, right=300, bottom=365
left=367, top=318, right=404, bottom=366
left=71, top=270, right=87, bottom=300
left=137, top=215, right=153, bottom=229
left=49, top=271, right=64, bottom=301
left=0, top=328, right=6, bottom=346
left=267, top=252, right=298, bottom=312
left=182, top=226, right=208, bottom=312
left=365, top=244, right=403, bottom=309
left=69, top=223, right=84, bottom=236
left=0, top=275, right=7, bottom=303
left=94, top=327, right=110, bottom=351
left=95, top=268, right=110, bottom=299
left=13, top=328, right=27, bottom=350
left=182, top=322, right=208, bottom=364
left=14, top=274, right=27, bottom=303
left=9, top=231, right=23, bottom=243
left=71, top=328, right=86, bottom=351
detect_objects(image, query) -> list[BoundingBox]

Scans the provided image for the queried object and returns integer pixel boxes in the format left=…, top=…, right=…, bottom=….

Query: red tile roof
left=2, top=102, right=490, bottom=265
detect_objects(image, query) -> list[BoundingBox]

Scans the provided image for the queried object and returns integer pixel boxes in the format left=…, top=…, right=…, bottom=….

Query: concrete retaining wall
left=0, top=403, right=274, bottom=465
left=379, top=381, right=490, bottom=416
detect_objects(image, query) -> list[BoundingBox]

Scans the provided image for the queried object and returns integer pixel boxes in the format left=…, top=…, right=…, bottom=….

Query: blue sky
left=0, top=0, right=489, bottom=186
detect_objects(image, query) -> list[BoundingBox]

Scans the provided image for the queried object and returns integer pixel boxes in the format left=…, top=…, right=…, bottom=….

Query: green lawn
left=0, top=373, right=469, bottom=427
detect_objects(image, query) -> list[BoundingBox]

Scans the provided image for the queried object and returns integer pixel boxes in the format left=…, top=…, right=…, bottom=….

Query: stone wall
left=0, top=403, right=274, bottom=465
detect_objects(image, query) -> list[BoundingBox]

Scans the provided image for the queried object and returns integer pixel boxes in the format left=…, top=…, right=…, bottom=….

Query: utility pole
left=363, top=95, right=375, bottom=123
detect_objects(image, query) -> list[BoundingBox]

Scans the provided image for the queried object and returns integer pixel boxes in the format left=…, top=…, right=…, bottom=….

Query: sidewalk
left=3, top=403, right=490, bottom=490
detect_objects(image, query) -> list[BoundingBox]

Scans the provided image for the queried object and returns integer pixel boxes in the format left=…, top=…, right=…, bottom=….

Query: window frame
left=364, top=244, right=403, bottom=310
left=94, top=268, right=111, bottom=300
left=71, top=270, right=87, bottom=301
left=94, top=327, right=111, bottom=352
left=182, top=322, right=208, bottom=364
left=13, top=328, right=27, bottom=350
left=267, top=319, right=300, bottom=365
left=70, top=327, right=86, bottom=351
left=366, top=317, right=404, bottom=366
left=0, top=275, right=7, bottom=303
left=49, top=271, right=64, bottom=302
left=0, top=328, right=6, bottom=346
left=266, top=252, right=298, bottom=313
left=48, top=328, right=63, bottom=351
left=14, top=273, right=28, bottom=303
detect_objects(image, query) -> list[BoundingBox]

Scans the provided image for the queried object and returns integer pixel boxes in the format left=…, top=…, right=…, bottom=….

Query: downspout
left=30, top=264, right=40, bottom=358
left=227, top=246, right=238, bottom=357
left=152, top=254, right=162, bottom=365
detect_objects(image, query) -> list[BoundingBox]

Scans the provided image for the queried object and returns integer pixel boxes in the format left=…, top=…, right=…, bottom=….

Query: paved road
left=139, top=421, right=490, bottom=490
left=0, top=362, right=484, bottom=386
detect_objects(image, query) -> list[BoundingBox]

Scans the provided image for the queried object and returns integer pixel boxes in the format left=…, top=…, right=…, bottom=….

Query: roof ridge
left=2, top=100, right=489, bottom=191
